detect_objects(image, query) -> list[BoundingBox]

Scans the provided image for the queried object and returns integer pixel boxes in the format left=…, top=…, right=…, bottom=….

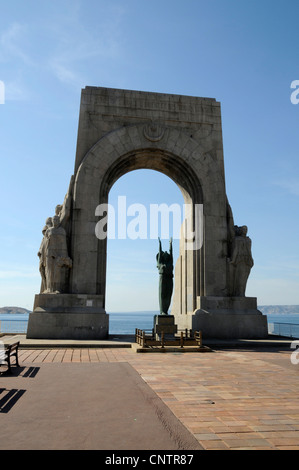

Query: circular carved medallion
left=143, top=122, right=165, bottom=142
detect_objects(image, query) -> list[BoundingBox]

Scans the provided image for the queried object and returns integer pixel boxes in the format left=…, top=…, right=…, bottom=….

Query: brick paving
left=17, top=345, right=299, bottom=450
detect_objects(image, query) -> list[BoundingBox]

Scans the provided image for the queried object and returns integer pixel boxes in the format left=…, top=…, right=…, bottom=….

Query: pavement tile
left=194, top=433, right=220, bottom=441
left=198, top=440, right=230, bottom=450
left=222, top=438, right=274, bottom=449
left=257, top=424, right=296, bottom=431
left=277, top=446, right=299, bottom=450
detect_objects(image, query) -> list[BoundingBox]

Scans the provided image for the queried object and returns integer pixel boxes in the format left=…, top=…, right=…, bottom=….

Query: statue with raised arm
left=156, top=238, right=174, bottom=314
left=228, top=225, right=254, bottom=297
left=44, top=215, right=72, bottom=293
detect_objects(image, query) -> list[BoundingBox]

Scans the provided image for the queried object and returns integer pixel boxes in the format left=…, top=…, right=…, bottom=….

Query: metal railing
left=0, top=320, right=28, bottom=334
left=268, top=322, right=299, bottom=339
left=2, top=318, right=299, bottom=339
left=135, top=328, right=206, bottom=349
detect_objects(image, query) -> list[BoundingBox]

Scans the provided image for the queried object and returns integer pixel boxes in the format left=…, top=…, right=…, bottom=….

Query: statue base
left=154, top=315, right=178, bottom=340
left=173, top=296, right=268, bottom=339
left=26, top=294, right=109, bottom=340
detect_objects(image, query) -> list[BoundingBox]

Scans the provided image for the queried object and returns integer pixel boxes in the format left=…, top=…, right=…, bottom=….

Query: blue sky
left=0, top=0, right=299, bottom=311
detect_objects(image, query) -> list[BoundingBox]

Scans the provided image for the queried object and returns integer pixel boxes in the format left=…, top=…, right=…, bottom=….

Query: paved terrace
left=1, top=335, right=299, bottom=450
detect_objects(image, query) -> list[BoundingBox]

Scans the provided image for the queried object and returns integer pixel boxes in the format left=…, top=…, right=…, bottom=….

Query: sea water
left=0, top=311, right=156, bottom=335
left=266, top=314, right=299, bottom=338
left=108, top=311, right=157, bottom=334
left=0, top=313, right=30, bottom=333
left=1, top=311, right=299, bottom=337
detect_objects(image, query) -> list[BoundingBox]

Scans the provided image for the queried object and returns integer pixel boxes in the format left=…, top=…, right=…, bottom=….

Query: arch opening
left=105, top=169, right=186, bottom=318
left=95, top=149, right=204, bottom=318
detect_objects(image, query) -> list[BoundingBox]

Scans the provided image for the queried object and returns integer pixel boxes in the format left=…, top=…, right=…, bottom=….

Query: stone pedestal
left=174, top=296, right=268, bottom=339
left=26, top=294, right=109, bottom=340
left=154, top=315, right=177, bottom=340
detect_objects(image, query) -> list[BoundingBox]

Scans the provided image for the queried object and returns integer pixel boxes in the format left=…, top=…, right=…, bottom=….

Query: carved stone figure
left=156, top=238, right=173, bottom=314
left=37, top=176, right=74, bottom=294
left=38, top=217, right=53, bottom=293
left=228, top=225, right=254, bottom=297
left=44, top=215, right=72, bottom=293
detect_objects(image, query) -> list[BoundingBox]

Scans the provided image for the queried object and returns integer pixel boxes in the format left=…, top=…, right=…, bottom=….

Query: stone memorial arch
left=27, top=87, right=268, bottom=339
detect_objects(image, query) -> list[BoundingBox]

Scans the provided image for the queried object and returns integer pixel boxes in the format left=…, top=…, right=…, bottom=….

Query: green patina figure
left=156, top=237, right=173, bottom=315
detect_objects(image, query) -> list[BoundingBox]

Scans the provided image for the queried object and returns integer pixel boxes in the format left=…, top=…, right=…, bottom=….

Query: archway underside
left=99, top=149, right=203, bottom=206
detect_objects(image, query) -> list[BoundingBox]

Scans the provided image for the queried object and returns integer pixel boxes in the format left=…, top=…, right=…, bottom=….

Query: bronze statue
left=156, top=238, right=173, bottom=314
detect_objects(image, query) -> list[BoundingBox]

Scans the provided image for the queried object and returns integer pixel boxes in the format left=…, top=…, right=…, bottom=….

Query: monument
left=154, top=238, right=177, bottom=339
left=27, top=86, right=268, bottom=340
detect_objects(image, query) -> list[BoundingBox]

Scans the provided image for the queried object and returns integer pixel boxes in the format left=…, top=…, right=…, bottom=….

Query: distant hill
left=258, top=305, right=299, bottom=315
left=0, top=306, right=31, bottom=315
left=1, top=305, right=299, bottom=316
